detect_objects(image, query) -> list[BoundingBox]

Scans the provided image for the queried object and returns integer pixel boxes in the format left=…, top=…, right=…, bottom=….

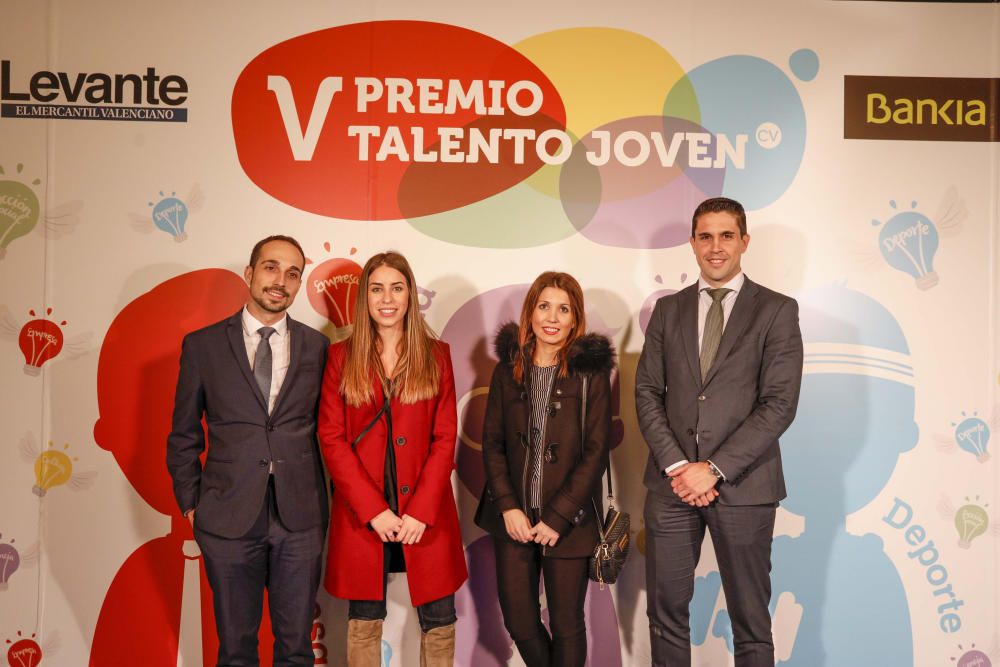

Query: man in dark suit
left=167, top=235, right=330, bottom=666
left=636, top=198, right=803, bottom=667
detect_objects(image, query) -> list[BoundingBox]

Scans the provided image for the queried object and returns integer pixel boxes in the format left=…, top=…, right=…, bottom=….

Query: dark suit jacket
left=635, top=277, right=803, bottom=505
left=167, top=310, right=330, bottom=539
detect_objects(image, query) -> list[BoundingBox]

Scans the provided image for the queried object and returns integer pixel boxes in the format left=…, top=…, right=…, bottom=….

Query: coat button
left=698, top=395, right=706, bottom=401
left=267, top=424, right=276, bottom=431
left=686, top=428, right=695, bottom=436
left=400, top=485, right=410, bottom=495
left=258, top=459, right=268, bottom=467
left=396, top=436, right=406, bottom=446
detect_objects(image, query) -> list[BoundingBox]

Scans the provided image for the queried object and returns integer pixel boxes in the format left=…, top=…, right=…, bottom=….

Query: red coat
left=318, top=340, right=468, bottom=606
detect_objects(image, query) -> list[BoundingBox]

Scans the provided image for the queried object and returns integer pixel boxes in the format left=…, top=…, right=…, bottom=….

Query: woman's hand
left=502, top=509, right=534, bottom=543
left=531, top=521, right=560, bottom=547
left=397, top=514, right=427, bottom=544
left=370, top=509, right=403, bottom=542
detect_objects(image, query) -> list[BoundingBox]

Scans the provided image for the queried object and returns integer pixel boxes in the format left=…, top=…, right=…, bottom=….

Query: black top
left=381, top=390, right=406, bottom=573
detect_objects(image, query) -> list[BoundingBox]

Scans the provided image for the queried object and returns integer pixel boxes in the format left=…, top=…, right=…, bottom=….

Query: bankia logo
left=844, top=75, right=998, bottom=141
left=1, top=60, right=188, bottom=122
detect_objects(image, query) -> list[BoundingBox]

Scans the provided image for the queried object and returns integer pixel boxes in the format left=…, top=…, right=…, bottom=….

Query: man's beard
left=252, top=286, right=289, bottom=313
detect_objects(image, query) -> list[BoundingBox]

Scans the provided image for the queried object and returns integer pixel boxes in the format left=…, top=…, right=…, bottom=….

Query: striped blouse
left=527, top=363, right=557, bottom=509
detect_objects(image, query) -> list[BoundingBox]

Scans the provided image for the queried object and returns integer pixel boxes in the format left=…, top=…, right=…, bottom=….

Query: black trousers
left=348, top=543, right=457, bottom=633
left=494, top=538, right=590, bottom=667
left=644, top=490, right=777, bottom=667
left=195, top=478, right=324, bottom=667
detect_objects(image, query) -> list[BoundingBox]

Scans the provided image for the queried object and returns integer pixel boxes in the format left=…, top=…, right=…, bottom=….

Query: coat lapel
left=677, top=284, right=702, bottom=387
left=703, top=278, right=759, bottom=386
left=226, top=310, right=269, bottom=413
left=271, top=316, right=304, bottom=418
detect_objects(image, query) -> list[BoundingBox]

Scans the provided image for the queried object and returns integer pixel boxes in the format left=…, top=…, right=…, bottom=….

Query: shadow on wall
left=741, top=223, right=808, bottom=294
left=692, top=285, right=917, bottom=665
left=82, top=268, right=264, bottom=666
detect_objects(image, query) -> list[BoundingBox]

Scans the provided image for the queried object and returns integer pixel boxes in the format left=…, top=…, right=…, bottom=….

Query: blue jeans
left=348, top=545, right=456, bottom=633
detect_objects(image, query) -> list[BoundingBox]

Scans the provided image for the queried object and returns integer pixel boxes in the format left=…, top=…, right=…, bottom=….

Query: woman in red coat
left=318, top=251, right=467, bottom=667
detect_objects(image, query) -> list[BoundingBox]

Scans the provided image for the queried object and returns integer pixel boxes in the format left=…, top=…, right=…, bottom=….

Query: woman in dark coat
left=475, top=271, right=615, bottom=667
left=318, top=251, right=467, bottom=667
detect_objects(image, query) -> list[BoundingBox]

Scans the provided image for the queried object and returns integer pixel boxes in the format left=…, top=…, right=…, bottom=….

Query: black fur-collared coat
left=474, top=322, right=615, bottom=558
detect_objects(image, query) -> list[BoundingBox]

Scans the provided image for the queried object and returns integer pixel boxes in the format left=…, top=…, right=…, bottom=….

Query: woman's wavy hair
left=341, top=251, right=439, bottom=406
left=513, top=271, right=586, bottom=384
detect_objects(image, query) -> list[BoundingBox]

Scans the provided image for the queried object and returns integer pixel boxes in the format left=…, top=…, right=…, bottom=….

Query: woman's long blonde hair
left=341, top=251, right=440, bottom=406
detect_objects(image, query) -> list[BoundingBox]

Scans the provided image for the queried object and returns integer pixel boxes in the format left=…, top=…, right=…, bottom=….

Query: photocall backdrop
left=1, top=1, right=997, bottom=665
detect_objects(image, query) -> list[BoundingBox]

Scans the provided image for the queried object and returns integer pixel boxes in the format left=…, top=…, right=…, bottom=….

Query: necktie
left=254, top=326, right=275, bottom=411
left=700, top=288, right=732, bottom=381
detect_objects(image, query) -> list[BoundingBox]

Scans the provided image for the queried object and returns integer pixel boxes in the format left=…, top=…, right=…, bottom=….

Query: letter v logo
left=266, top=75, right=343, bottom=160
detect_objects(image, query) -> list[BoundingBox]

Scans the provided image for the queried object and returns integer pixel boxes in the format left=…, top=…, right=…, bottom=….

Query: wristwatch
left=706, top=460, right=725, bottom=481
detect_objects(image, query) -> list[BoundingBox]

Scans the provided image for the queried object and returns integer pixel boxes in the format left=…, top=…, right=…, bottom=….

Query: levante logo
left=0, top=60, right=188, bottom=122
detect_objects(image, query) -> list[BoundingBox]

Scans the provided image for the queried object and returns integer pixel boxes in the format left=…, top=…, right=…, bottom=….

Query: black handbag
left=580, top=375, right=631, bottom=588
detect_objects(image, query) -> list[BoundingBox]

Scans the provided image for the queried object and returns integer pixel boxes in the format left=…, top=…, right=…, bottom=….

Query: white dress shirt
left=241, top=306, right=290, bottom=414
left=697, top=272, right=744, bottom=347
left=664, top=272, right=745, bottom=479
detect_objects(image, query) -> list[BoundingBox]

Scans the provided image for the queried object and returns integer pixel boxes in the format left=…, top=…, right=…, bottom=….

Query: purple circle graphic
left=442, top=285, right=529, bottom=495
left=561, top=116, right=724, bottom=249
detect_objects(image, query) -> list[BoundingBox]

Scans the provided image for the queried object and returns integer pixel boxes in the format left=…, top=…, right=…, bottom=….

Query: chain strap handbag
left=580, top=375, right=631, bottom=588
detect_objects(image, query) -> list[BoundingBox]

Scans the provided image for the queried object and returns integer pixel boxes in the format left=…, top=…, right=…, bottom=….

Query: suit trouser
left=196, top=477, right=324, bottom=667
left=494, top=537, right=590, bottom=667
left=644, top=489, right=776, bottom=667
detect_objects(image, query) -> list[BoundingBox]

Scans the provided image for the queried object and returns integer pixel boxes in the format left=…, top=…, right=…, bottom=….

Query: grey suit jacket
left=167, top=310, right=330, bottom=538
left=635, top=277, right=803, bottom=505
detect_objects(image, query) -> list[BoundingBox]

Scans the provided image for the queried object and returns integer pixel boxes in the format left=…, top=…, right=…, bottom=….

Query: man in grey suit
left=167, top=235, right=330, bottom=666
left=636, top=198, right=803, bottom=667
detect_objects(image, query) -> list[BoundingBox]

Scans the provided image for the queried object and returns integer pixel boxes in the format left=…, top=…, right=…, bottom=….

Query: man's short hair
left=691, top=197, right=748, bottom=237
left=248, top=235, right=306, bottom=269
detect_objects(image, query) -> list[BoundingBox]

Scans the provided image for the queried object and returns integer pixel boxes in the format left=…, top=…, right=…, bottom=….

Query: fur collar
left=493, top=322, right=615, bottom=376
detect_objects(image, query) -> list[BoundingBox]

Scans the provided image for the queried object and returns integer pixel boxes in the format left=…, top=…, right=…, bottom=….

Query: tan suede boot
left=347, top=619, right=383, bottom=667
left=420, top=623, right=456, bottom=667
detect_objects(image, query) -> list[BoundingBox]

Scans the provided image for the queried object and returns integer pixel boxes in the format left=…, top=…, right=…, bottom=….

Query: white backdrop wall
left=1, top=1, right=998, bottom=666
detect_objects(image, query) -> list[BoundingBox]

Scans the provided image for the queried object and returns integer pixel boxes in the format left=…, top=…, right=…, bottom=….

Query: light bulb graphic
left=0, top=536, right=19, bottom=591
left=0, top=163, right=41, bottom=261
left=32, top=442, right=76, bottom=497
left=306, top=243, right=363, bottom=330
left=873, top=200, right=939, bottom=290
left=17, top=309, right=65, bottom=376
left=953, top=643, right=992, bottom=667
left=149, top=191, right=189, bottom=242
left=417, top=286, right=436, bottom=312
left=639, top=273, right=686, bottom=335
left=952, top=412, right=991, bottom=463
left=954, top=499, right=989, bottom=548
left=636, top=519, right=647, bottom=557
left=959, top=651, right=991, bottom=667
left=5, top=632, right=42, bottom=667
